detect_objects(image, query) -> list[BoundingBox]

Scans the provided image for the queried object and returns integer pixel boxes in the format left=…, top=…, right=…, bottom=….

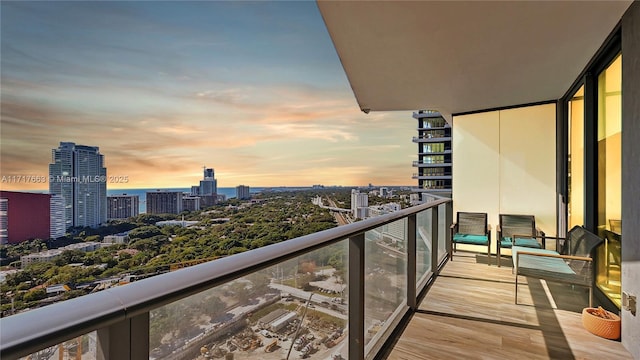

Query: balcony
left=384, top=252, right=632, bottom=359
left=0, top=199, right=453, bottom=360
left=412, top=173, right=452, bottom=180
left=2, top=198, right=631, bottom=360
left=412, top=135, right=451, bottom=143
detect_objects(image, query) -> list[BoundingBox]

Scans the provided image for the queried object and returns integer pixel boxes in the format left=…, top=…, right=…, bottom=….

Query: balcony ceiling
left=318, top=1, right=632, bottom=117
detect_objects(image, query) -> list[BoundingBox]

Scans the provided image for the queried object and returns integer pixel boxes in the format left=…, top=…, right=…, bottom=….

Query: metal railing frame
left=1, top=199, right=452, bottom=360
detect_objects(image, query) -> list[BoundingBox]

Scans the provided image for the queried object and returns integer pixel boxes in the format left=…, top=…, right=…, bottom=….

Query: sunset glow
left=0, top=1, right=415, bottom=190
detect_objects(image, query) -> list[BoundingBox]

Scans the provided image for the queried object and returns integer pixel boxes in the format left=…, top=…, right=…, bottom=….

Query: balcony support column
left=349, top=233, right=365, bottom=360
left=431, top=207, right=440, bottom=275
left=407, top=214, right=417, bottom=310
left=97, top=313, right=149, bottom=360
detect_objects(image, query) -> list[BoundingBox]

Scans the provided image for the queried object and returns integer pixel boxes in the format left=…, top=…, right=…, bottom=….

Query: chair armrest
left=516, top=251, right=592, bottom=262
left=529, top=234, right=566, bottom=253
left=487, top=224, right=492, bottom=231
left=496, top=224, right=501, bottom=232
left=450, top=222, right=457, bottom=229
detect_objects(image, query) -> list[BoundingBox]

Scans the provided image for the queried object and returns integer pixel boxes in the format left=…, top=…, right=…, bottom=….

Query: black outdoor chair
left=450, top=212, right=491, bottom=263
left=497, top=214, right=545, bottom=266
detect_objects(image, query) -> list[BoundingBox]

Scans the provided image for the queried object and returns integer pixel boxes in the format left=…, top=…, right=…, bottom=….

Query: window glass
left=595, top=54, right=622, bottom=308
left=568, top=86, right=584, bottom=229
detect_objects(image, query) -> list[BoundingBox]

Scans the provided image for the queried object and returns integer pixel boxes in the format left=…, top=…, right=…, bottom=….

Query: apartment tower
left=49, top=142, right=107, bottom=228
left=146, top=191, right=183, bottom=215
left=412, top=111, right=452, bottom=198
left=236, top=185, right=250, bottom=200
left=107, top=194, right=140, bottom=220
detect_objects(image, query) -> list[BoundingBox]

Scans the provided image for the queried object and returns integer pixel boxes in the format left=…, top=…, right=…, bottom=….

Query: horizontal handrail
left=0, top=198, right=451, bottom=359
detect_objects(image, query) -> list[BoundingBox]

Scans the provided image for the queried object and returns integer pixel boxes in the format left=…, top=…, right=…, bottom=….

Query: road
left=324, top=196, right=351, bottom=226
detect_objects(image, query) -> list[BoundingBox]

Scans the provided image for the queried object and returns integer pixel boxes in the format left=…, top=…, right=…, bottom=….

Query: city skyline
left=0, top=1, right=416, bottom=191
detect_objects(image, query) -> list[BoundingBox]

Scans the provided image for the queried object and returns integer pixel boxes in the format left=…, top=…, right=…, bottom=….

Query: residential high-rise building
left=0, top=191, right=60, bottom=244
left=351, top=189, right=369, bottom=219
left=236, top=185, right=250, bottom=200
left=49, top=142, right=107, bottom=228
left=412, top=111, right=452, bottom=198
left=107, top=194, right=139, bottom=220
left=193, top=166, right=218, bottom=207
left=50, top=195, right=66, bottom=239
left=0, top=198, right=8, bottom=245
left=146, top=191, right=183, bottom=214
left=200, top=167, right=217, bottom=195
left=182, top=196, right=201, bottom=212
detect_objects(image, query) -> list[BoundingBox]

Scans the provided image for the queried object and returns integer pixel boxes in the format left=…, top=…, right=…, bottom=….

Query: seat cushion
left=453, top=233, right=488, bottom=245
left=500, top=237, right=541, bottom=249
left=512, top=246, right=587, bottom=285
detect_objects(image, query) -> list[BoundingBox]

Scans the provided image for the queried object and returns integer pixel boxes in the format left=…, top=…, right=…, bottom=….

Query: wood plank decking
left=384, top=252, right=632, bottom=360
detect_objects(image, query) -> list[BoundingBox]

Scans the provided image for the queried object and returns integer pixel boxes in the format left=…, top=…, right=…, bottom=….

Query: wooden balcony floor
left=384, top=252, right=632, bottom=360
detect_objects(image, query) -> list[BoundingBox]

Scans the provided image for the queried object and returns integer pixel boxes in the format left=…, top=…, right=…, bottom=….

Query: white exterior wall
left=452, top=103, right=556, bottom=254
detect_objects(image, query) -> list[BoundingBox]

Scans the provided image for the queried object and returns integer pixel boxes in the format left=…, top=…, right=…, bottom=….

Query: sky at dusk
left=1, top=1, right=416, bottom=190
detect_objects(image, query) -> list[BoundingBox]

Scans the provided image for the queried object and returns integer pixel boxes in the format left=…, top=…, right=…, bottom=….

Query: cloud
left=1, top=2, right=418, bottom=189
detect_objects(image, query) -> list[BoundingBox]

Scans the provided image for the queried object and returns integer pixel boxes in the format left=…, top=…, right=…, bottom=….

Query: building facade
left=199, top=167, right=217, bottom=196
left=0, top=198, right=8, bottom=245
left=20, top=242, right=102, bottom=268
left=236, top=185, right=250, bottom=200
left=0, top=191, right=53, bottom=244
left=49, top=195, right=66, bottom=239
left=182, top=196, right=201, bottom=212
left=146, top=191, right=183, bottom=214
left=412, top=111, right=452, bottom=198
left=49, top=142, right=107, bottom=228
left=107, top=194, right=139, bottom=220
left=351, top=189, right=369, bottom=219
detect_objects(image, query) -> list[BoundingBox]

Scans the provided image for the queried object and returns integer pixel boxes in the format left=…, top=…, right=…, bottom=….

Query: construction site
left=191, top=296, right=347, bottom=360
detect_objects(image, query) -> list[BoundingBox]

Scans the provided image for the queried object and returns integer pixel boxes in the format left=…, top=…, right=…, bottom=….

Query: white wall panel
left=452, top=103, right=556, bottom=255
left=452, top=111, right=500, bottom=253
left=499, top=104, right=557, bottom=238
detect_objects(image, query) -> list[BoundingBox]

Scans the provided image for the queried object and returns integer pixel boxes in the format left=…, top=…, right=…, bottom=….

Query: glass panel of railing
left=19, top=331, right=97, bottom=360
left=416, top=209, right=433, bottom=288
left=149, top=241, right=348, bottom=360
left=437, top=203, right=448, bottom=263
left=364, top=218, right=407, bottom=353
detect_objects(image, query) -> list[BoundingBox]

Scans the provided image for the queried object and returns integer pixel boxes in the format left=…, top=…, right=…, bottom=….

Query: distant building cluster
left=20, top=241, right=103, bottom=269
left=145, top=167, right=251, bottom=215
left=1, top=141, right=109, bottom=244
left=2, top=146, right=256, bottom=243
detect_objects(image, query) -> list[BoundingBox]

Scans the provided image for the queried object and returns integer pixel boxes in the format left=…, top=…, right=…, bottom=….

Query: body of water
left=108, top=187, right=264, bottom=214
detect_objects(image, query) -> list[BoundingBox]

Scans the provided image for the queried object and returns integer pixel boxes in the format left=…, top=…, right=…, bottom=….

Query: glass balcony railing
left=412, top=135, right=451, bottom=143
left=412, top=173, right=452, bottom=179
left=1, top=199, right=453, bottom=360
